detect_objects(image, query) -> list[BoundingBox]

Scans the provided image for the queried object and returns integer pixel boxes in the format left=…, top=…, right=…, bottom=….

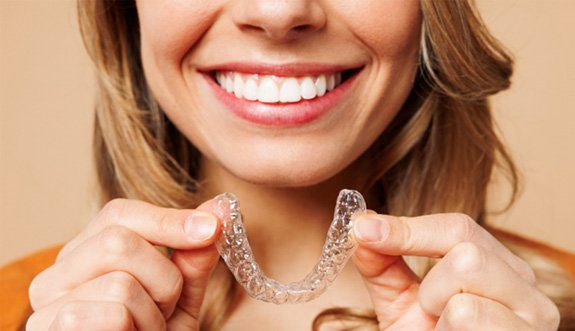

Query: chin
left=223, top=158, right=348, bottom=188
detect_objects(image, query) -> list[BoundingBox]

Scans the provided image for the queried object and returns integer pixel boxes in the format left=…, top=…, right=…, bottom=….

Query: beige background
left=1, top=0, right=573, bottom=265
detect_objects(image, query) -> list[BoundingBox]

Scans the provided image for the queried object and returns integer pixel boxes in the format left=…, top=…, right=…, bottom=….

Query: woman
left=18, top=0, right=574, bottom=330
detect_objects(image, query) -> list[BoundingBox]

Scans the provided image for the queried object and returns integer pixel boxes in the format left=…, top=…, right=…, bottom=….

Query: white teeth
left=326, top=74, right=335, bottom=91
left=215, top=71, right=346, bottom=103
left=233, top=75, right=244, bottom=98
left=258, top=77, right=280, bottom=103
left=216, top=72, right=224, bottom=86
left=300, top=77, right=317, bottom=100
left=224, top=76, right=234, bottom=93
left=316, top=74, right=327, bottom=97
left=279, top=78, right=302, bottom=103
left=243, top=77, right=258, bottom=101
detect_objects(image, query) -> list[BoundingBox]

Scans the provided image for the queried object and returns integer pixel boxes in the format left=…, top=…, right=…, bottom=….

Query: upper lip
left=197, top=62, right=363, bottom=77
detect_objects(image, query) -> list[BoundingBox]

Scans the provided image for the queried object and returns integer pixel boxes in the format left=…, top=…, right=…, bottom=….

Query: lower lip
left=203, top=73, right=358, bottom=126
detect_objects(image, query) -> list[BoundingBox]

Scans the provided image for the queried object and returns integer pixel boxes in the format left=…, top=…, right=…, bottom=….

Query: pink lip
left=200, top=62, right=353, bottom=76
left=200, top=63, right=360, bottom=127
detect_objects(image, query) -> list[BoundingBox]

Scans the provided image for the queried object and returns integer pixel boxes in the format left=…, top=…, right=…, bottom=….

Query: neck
left=198, top=157, right=362, bottom=283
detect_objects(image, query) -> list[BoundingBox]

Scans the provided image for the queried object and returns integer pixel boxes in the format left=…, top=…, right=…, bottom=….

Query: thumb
left=352, top=214, right=426, bottom=326
left=353, top=213, right=420, bottom=290
left=168, top=199, right=222, bottom=329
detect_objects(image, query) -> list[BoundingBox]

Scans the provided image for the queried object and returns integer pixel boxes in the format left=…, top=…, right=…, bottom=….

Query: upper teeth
left=215, top=71, right=342, bottom=103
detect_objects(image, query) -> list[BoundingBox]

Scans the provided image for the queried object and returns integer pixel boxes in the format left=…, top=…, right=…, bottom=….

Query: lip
left=199, top=62, right=362, bottom=127
left=199, top=62, right=356, bottom=77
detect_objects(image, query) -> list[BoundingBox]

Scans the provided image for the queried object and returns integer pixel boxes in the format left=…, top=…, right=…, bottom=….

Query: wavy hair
left=77, top=0, right=575, bottom=329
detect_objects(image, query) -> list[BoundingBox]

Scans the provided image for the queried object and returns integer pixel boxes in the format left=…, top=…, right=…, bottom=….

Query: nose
left=232, top=0, right=326, bottom=41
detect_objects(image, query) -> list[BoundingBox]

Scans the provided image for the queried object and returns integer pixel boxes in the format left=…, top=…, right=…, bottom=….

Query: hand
left=27, top=198, right=222, bottom=330
left=352, top=212, right=560, bottom=330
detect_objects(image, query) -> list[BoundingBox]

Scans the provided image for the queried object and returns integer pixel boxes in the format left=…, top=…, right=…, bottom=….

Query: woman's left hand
left=352, top=213, right=560, bottom=330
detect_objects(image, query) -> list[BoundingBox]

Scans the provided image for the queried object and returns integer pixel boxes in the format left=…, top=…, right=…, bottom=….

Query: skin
left=28, top=1, right=559, bottom=330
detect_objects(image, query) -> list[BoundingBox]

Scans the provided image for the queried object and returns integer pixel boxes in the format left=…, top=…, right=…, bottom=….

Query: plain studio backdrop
left=1, top=0, right=574, bottom=265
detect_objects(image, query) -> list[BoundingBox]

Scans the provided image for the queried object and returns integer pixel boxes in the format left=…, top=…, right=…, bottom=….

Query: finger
left=37, top=301, right=135, bottom=331
left=167, top=244, right=221, bottom=328
left=353, top=213, right=536, bottom=284
left=353, top=245, right=418, bottom=289
left=435, top=293, right=534, bottom=331
left=30, top=226, right=184, bottom=316
left=352, top=210, right=421, bottom=312
left=28, top=272, right=164, bottom=331
left=57, top=198, right=220, bottom=261
left=352, top=246, right=439, bottom=329
left=419, top=242, right=560, bottom=330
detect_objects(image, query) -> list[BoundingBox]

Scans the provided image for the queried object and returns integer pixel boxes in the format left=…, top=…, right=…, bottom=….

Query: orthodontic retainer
left=214, top=189, right=366, bottom=304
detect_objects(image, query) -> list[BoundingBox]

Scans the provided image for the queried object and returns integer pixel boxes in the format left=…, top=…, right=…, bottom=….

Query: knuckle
left=446, top=242, right=485, bottom=275
left=444, top=294, right=478, bottom=328
left=98, top=226, right=140, bottom=257
left=449, top=213, right=478, bottom=242
left=55, top=245, right=70, bottom=262
left=54, top=302, right=85, bottom=330
left=98, top=304, right=135, bottom=331
left=25, top=312, right=41, bottom=330
left=28, top=274, right=43, bottom=309
left=107, top=304, right=134, bottom=330
left=156, top=210, right=176, bottom=237
left=54, top=302, right=134, bottom=331
left=399, top=217, right=420, bottom=252
left=98, top=198, right=129, bottom=224
left=113, top=307, right=133, bottom=330
left=28, top=268, right=52, bottom=310
left=102, top=272, right=141, bottom=302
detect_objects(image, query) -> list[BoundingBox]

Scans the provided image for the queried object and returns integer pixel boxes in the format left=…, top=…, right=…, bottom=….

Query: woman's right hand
left=26, top=198, right=222, bottom=330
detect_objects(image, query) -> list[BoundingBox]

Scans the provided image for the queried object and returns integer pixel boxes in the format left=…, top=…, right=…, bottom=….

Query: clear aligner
left=213, top=189, right=366, bottom=304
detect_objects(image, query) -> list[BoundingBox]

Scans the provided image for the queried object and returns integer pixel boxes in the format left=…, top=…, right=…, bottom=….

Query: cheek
left=136, top=1, right=221, bottom=70
left=136, top=1, right=224, bottom=130
left=337, top=0, right=421, bottom=57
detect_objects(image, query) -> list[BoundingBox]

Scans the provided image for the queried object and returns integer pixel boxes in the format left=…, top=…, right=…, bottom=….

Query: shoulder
left=487, top=226, right=575, bottom=278
left=0, top=245, right=63, bottom=331
left=486, top=228, right=575, bottom=330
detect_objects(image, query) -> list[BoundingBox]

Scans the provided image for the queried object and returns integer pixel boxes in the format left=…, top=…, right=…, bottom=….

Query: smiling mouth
left=211, top=69, right=360, bottom=104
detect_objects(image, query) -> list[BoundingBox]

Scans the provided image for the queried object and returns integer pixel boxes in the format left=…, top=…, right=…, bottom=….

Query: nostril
left=241, top=24, right=266, bottom=34
left=239, top=22, right=315, bottom=41
left=232, top=2, right=326, bottom=41
left=293, top=24, right=312, bottom=32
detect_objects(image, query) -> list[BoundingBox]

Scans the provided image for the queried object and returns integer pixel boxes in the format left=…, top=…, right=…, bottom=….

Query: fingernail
left=185, top=212, right=217, bottom=241
left=354, top=216, right=390, bottom=242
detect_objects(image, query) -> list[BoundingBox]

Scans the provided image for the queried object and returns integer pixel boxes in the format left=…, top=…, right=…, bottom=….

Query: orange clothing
left=1, top=245, right=63, bottom=331
left=1, top=234, right=574, bottom=331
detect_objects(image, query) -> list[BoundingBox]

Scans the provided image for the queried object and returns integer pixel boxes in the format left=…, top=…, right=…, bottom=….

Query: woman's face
left=136, top=0, right=421, bottom=187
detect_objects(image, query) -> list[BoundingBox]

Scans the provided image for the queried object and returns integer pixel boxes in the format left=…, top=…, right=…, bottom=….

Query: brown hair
left=77, top=0, right=575, bottom=329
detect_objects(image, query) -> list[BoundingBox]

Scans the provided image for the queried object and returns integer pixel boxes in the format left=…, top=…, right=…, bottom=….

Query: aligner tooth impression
left=213, top=189, right=366, bottom=304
